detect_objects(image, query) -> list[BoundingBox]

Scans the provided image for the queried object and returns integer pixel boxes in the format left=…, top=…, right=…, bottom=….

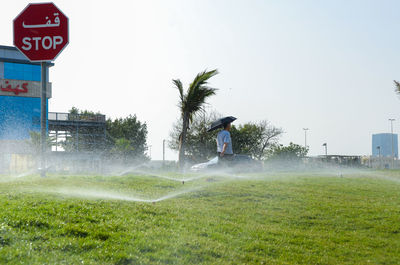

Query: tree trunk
left=178, top=112, right=190, bottom=168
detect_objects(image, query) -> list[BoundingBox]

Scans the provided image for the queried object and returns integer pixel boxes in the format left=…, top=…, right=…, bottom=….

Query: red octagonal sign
left=13, top=2, right=69, bottom=62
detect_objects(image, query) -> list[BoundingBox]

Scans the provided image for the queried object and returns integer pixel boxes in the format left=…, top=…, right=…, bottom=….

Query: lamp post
left=377, top=146, right=381, bottom=169
left=163, top=139, right=166, bottom=165
left=322, top=143, right=327, bottom=161
left=303, top=128, right=309, bottom=149
left=389, top=118, right=395, bottom=169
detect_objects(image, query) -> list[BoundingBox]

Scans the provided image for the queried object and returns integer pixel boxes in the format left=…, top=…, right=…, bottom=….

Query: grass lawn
left=0, top=169, right=399, bottom=264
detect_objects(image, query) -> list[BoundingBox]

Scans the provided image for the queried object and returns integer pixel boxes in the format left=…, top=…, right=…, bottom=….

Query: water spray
left=38, top=185, right=205, bottom=203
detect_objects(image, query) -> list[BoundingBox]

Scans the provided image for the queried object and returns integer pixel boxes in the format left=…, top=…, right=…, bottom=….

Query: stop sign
left=13, top=2, right=69, bottom=62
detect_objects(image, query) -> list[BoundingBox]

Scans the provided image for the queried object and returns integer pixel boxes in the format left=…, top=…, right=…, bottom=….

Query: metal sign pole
left=40, top=62, right=47, bottom=177
left=163, top=139, right=165, bottom=165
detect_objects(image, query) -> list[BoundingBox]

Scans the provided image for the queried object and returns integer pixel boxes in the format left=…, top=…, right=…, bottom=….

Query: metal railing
left=48, top=112, right=106, bottom=123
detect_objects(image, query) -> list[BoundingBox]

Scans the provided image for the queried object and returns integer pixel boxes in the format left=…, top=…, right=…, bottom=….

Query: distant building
left=372, top=133, right=398, bottom=158
left=0, top=45, right=52, bottom=172
left=0, top=45, right=106, bottom=173
left=0, top=45, right=52, bottom=143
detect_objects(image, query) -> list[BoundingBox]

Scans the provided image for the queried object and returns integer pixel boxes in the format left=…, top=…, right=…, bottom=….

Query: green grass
left=0, top=170, right=399, bottom=264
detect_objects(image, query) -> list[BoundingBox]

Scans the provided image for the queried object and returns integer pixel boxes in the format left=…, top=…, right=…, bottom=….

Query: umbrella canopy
left=207, top=116, right=237, bottom=132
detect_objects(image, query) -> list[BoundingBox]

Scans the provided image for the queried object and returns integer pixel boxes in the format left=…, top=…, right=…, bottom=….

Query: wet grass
left=0, top=170, right=399, bottom=264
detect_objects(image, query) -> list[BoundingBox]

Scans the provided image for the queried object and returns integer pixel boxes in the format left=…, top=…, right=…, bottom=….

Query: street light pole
left=322, top=143, right=327, bottom=161
left=303, top=128, right=309, bottom=149
left=377, top=146, right=381, bottom=169
left=40, top=62, right=48, bottom=177
left=163, top=139, right=165, bottom=165
left=389, top=118, right=395, bottom=169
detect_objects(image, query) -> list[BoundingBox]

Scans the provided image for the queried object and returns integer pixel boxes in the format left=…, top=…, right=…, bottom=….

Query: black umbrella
left=207, top=116, right=237, bottom=132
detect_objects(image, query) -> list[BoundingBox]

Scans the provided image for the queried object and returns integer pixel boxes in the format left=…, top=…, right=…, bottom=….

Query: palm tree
left=173, top=69, right=218, bottom=167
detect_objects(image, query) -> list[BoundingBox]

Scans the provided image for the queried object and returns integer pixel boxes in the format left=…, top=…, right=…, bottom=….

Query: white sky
left=1, top=0, right=400, bottom=160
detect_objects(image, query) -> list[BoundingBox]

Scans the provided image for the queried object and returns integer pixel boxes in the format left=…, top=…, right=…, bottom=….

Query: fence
left=48, top=112, right=106, bottom=123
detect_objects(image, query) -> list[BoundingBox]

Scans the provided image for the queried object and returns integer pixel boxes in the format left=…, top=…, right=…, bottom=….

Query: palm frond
left=173, top=79, right=185, bottom=114
left=190, top=87, right=217, bottom=109
left=189, top=69, right=219, bottom=93
left=173, top=79, right=184, bottom=102
left=185, top=69, right=218, bottom=113
left=174, top=69, right=218, bottom=121
left=395, top=80, right=400, bottom=94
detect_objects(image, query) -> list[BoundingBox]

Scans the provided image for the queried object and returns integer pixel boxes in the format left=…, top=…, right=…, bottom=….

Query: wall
left=0, top=61, right=46, bottom=140
left=0, top=97, right=49, bottom=140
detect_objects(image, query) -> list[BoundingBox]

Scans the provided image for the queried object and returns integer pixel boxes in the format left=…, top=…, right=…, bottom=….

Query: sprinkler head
left=38, top=167, right=46, bottom=177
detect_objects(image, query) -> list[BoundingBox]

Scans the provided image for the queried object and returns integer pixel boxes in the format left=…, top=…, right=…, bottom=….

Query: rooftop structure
left=49, top=112, right=106, bottom=152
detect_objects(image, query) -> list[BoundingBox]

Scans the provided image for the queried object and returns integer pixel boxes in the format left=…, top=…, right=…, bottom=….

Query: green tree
left=60, top=108, right=148, bottom=161
left=111, top=138, right=136, bottom=162
left=106, top=115, right=148, bottom=161
left=60, top=107, right=105, bottom=152
left=27, top=131, right=54, bottom=166
left=169, top=111, right=220, bottom=162
left=231, top=121, right=283, bottom=160
left=173, top=69, right=218, bottom=167
left=267, top=142, right=308, bottom=161
left=28, top=131, right=54, bottom=154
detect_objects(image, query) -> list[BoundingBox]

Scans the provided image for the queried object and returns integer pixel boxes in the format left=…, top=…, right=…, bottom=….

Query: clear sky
left=1, top=0, right=400, bottom=160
